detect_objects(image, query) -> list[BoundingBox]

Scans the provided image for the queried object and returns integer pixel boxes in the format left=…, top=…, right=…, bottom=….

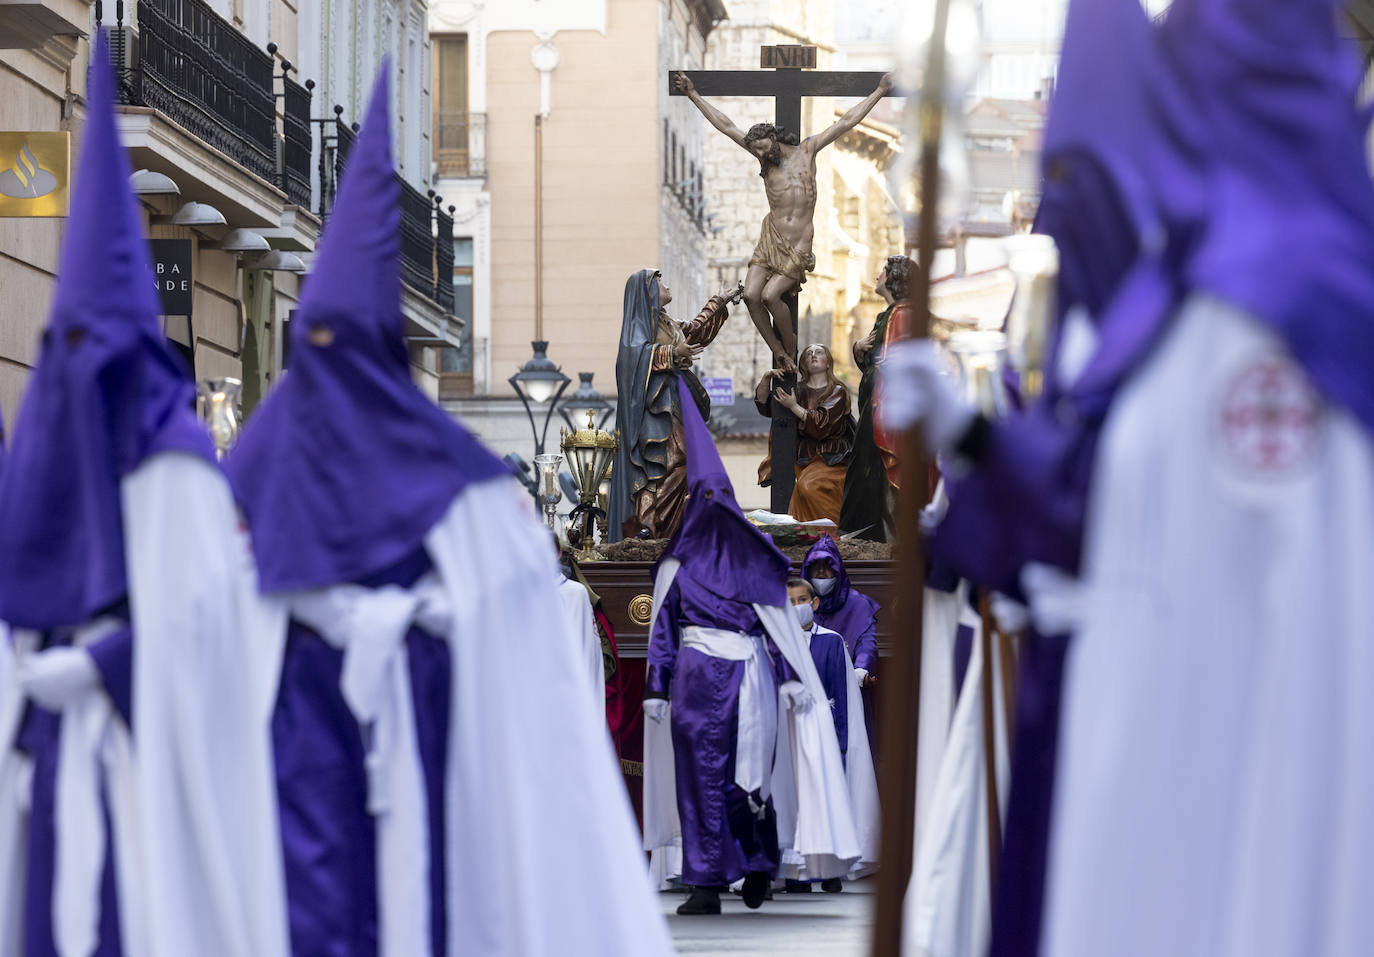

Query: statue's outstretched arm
left=675, top=72, right=749, bottom=150
left=808, top=72, right=895, bottom=152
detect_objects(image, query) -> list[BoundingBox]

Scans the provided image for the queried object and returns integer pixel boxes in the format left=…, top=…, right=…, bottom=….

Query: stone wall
left=658, top=0, right=710, bottom=318
left=0, top=44, right=77, bottom=430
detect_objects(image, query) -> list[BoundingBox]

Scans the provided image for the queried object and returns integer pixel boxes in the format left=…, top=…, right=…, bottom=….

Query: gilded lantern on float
left=560, top=411, right=620, bottom=553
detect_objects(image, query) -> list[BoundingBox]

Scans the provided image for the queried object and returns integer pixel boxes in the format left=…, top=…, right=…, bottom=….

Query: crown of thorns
left=744, top=123, right=799, bottom=146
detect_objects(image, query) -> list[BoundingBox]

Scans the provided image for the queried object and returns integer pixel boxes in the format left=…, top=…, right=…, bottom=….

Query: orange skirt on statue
left=789, top=460, right=846, bottom=526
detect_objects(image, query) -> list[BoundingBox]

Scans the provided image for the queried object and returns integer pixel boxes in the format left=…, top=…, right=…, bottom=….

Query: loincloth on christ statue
left=750, top=215, right=816, bottom=285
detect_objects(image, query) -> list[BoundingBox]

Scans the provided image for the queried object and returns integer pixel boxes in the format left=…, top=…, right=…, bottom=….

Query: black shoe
left=677, top=887, right=721, bottom=915
left=821, top=878, right=843, bottom=894
left=741, top=871, right=770, bottom=909
left=783, top=879, right=813, bottom=893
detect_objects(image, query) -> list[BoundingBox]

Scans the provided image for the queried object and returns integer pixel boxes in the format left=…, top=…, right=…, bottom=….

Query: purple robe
left=271, top=549, right=450, bottom=957
left=646, top=570, right=794, bottom=887
left=15, top=623, right=132, bottom=957
left=802, top=538, right=878, bottom=750
left=804, top=625, right=849, bottom=765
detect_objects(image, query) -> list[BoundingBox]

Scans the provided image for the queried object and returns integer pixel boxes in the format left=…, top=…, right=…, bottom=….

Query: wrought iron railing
left=312, top=107, right=453, bottom=314
left=400, top=178, right=434, bottom=298
left=101, top=0, right=278, bottom=187
left=435, top=111, right=486, bottom=177
left=435, top=204, right=455, bottom=312
left=281, top=76, right=312, bottom=208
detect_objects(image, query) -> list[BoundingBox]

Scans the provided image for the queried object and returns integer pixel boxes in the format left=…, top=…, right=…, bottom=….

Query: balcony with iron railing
left=435, top=111, right=486, bottom=178
left=98, top=0, right=318, bottom=232
left=316, top=108, right=455, bottom=315
left=104, top=0, right=279, bottom=186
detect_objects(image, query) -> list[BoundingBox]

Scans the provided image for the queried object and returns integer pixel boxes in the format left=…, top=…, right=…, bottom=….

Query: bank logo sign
left=0, top=133, right=70, bottom=217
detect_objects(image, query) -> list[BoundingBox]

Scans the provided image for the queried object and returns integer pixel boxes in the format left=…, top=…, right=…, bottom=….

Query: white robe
left=836, top=631, right=881, bottom=878
left=0, top=622, right=27, bottom=955
left=1042, top=294, right=1374, bottom=956
left=903, top=609, right=1011, bottom=957
left=557, top=575, right=606, bottom=709
left=124, top=452, right=291, bottom=957
left=423, top=479, right=672, bottom=956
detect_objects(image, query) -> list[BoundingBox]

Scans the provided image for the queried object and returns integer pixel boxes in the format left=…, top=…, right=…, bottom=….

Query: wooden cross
left=670, top=58, right=893, bottom=514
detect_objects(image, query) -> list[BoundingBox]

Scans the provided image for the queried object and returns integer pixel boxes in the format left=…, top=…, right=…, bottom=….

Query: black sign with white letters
left=151, top=239, right=193, bottom=315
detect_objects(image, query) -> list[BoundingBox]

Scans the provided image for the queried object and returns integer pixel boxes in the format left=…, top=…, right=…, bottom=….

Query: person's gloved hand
left=643, top=698, right=669, bottom=724
left=919, top=479, right=950, bottom=536
left=779, top=681, right=814, bottom=714
left=989, top=592, right=1030, bottom=634
left=877, top=340, right=976, bottom=453
left=1020, top=562, right=1086, bottom=636
left=18, top=647, right=99, bottom=711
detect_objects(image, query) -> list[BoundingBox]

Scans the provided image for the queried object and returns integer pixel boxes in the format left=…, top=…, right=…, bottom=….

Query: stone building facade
left=0, top=0, right=455, bottom=435
left=428, top=0, right=726, bottom=466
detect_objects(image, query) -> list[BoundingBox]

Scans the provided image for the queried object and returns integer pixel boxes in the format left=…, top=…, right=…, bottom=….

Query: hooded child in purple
left=645, top=378, right=802, bottom=913
left=801, top=537, right=878, bottom=751
left=226, top=65, right=506, bottom=957
left=0, top=31, right=213, bottom=957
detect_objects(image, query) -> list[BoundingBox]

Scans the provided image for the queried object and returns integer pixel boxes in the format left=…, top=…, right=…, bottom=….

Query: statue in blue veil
left=608, top=269, right=740, bottom=541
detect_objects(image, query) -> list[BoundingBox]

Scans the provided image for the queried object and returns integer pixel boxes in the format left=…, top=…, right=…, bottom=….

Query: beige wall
left=486, top=0, right=660, bottom=397
left=0, top=46, right=80, bottom=431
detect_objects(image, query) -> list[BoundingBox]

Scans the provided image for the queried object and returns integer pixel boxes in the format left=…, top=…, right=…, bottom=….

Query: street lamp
left=558, top=371, right=614, bottom=431
left=509, top=339, right=570, bottom=455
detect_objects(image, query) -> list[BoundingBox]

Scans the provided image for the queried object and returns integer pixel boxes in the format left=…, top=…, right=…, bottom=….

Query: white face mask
left=810, top=577, right=837, bottom=597
left=793, top=602, right=815, bottom=629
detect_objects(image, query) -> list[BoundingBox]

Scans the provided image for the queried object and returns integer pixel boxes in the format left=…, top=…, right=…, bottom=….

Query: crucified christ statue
left=676, top=70, right=894, bottom=373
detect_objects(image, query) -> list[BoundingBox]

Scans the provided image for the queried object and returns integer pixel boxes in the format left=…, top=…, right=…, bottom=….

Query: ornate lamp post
left=560, top=411, right=620, bottom=553
left=558, top=371, right=614, bottom=431
left=509, top=339, right=571, bottom=456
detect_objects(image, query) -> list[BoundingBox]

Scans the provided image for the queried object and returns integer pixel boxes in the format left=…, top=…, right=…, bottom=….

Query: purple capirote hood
left=802, top=536, right=878, bottom=641
left=660, top=377, right=789, bottom=608
left=225, top=63, right=508, bottom=592
left=0, top=30, right=212, bottom=629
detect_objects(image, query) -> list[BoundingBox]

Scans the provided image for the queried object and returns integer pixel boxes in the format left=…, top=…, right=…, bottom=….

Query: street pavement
left=663, top=878, right=875, bottom=956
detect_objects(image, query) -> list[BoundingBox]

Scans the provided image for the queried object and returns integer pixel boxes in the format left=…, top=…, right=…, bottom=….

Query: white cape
left=642, top=558, right=860, bottom=882
left=915, top=584, right=966, bottom=850
left=903, top=608, right=1010, bottom=957
left=424, top=479, right=672, bottom=957
left=837, top=633, right=881, bottom=878
left=0, top=624, right=27, bottom=954
left=124, top=452, right=291, bottom=957
left=557, top=576, right=606, bottom=709
left=1043, top=295, right=1374, bottom=956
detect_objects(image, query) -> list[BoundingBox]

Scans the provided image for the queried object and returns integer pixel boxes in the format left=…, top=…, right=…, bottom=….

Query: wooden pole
left=998, top=626, right=1018, bottom=753
left=869, top=2, right=952, bottom=954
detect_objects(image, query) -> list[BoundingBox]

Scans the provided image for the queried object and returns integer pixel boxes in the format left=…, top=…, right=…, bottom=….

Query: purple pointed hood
left=802, top=535, right=878, bottom=642
left=0, top=31, right=212, bottom=629
left=1169, top=0, right=1374, bottom=434
left=661, top=377, right=788, bottom=607
left=1035, top=0, right=1161, bottom=319
left=225, top=64, right=507, bottom=593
